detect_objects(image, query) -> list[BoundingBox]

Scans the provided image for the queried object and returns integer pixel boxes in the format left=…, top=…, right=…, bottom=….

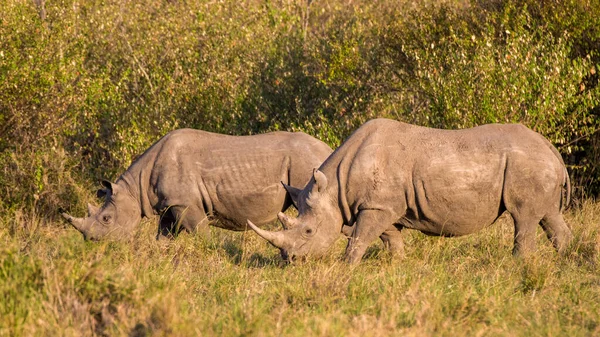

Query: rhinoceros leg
left=540, top=213, right=573, bottom=253
left=158, top=205, right=209, bottom=240
left=341, top=225, right=354, bottom=237
left=380, top=226, right=405, bottom=257
left=158, top=208, right=177, bottom=239
left=345, top=209, right=397, bottom=264
left=510, top=212, right=543, bottom=256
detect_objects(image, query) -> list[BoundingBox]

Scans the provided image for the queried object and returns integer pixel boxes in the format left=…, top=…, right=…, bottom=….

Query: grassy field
left=2, top=201, right=599, bottom=336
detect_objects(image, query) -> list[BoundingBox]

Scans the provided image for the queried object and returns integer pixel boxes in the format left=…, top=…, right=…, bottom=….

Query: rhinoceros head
left=248, top=169, right=343, bottom=261
left=62, top=180, right=141, bottom=241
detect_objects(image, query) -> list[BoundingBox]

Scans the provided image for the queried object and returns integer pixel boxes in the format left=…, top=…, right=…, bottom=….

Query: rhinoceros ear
left=97, top=180, right=117, bottom=198
left=312, top=169, right=328, bottom=194
left=101, top=179, right=114, bottom=190
left=281, top=182, right=302, bottom=209
left=96, top=188, right=109, bottom=199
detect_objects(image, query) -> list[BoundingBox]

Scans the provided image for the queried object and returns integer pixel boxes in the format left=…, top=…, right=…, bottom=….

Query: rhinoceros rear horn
left=87, top=203, right=99, bottom=217
left=247, top=220, right=287, bottom=249
left=277, top=212, right=295, bottom=230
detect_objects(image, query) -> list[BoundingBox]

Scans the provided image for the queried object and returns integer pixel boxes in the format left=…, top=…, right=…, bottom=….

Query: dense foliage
left=1, top=0, right=599, bottom=216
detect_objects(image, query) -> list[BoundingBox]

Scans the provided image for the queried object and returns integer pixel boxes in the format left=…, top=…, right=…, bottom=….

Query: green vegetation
left=0, top=0, right=599, bottom=335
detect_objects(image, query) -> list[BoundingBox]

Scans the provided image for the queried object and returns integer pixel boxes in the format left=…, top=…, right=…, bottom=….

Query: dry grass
left=1, top=201, right=599, bottom=336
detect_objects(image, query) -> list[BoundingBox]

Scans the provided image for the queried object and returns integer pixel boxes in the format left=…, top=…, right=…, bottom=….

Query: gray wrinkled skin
left=248, top=119, right=573, bottom=264
left=62, top=129, right=332, bottom=241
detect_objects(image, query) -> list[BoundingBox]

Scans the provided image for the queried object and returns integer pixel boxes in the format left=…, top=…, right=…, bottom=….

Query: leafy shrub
left=0, top=0, right=598, bottom=217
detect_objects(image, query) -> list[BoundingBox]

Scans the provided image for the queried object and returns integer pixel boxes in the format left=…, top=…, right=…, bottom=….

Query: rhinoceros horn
left=247, top=219, right=287, bottom=248
left=62, top=212, right=86, bottom=233
left=277, top=212, right=295, bottom=230
left=87, top=203, right=99, bottom=217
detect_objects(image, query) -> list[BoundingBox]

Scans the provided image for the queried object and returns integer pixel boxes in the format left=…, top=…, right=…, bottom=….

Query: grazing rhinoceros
left=247, top=118, right=573, bottom=263
left=62, top=129, right=332, bottom=240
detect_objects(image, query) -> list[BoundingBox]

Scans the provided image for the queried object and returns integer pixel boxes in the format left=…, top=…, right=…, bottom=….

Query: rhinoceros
left=247, top=118, right=573, bottom=263
left=62, top=128, right=332, bottom=240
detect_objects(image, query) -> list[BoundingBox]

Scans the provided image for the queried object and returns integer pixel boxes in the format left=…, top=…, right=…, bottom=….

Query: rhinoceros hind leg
left=380, top=227, right=405, bottom=257
left=540, top=213, right=573, bottom=253
left=511, top=213, right=542, bottom=256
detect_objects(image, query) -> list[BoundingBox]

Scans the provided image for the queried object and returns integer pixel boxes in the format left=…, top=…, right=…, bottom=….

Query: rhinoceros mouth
left=279, top=248, right=291, bottom=262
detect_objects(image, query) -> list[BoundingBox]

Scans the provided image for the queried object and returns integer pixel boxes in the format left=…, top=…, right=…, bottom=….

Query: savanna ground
left=3, top=201, right=600, bottom=336
left=1, top=0, right=600, bottom=336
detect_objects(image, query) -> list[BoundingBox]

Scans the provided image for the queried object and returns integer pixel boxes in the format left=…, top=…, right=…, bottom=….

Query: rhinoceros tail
left=561, top=166, right=571, bottom=212
left=539, top=132, right=570, bottom=212
left=548, top=143, right=570, bottom=212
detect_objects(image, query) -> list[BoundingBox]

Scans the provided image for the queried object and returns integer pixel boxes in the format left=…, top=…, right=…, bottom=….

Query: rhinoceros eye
left=102, top=215, right=112, bottom=223
left=305, top=228, right=314, bottom=235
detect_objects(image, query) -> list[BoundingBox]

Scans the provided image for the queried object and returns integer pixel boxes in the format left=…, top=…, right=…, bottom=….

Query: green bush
left=0, top=0, right=598, bottom=217
left=379, top=0, right=600, bottom=195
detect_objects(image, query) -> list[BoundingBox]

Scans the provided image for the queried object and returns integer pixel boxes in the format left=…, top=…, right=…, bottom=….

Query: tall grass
left=1, top=202, right=599, bottom=336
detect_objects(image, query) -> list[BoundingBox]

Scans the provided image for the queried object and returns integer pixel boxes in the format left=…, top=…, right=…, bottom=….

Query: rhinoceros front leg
left=341, top=225, right=354, bottom=237
left=158, top=205, right=209, bottom=240
left=344, top=223, right=405, bottom=257
left=345, top=209, right=396, bottom=264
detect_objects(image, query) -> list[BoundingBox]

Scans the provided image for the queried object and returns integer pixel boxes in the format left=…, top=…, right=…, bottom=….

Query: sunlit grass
left=1, top=201, right=599, bottom=336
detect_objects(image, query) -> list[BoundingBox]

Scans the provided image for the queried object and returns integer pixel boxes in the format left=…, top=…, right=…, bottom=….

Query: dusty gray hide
left=63, top=129, right=332, bottom=240
left=247, top=118, right=573, bottom=263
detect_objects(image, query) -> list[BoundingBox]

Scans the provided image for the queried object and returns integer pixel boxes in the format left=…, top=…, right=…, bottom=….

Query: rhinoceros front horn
left=62, top=213, right=85, bottom=232
left=246, top=220, right=286, bottom=248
